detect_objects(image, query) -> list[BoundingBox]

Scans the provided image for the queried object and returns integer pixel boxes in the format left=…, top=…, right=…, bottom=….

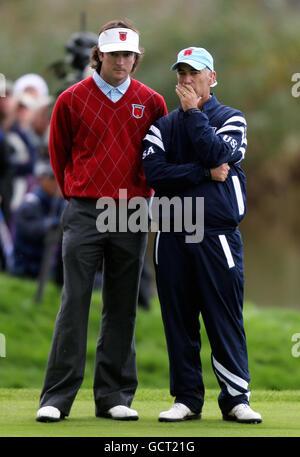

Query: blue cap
left=171, top=47, right=214, bottom=71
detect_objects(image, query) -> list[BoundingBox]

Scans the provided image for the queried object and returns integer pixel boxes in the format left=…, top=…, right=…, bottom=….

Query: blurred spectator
left=28, top=104, right=51, bottom=160
left=0, top=80, right=15, bottom=227
left=0, top=130, right=14, bottom=272
left=0, top=79, right=17, bottom=132
left=22, top=75, right=53, bottom=160
left=10, top=160, right=65, bottom=281
left=6, top=74, right=53, bottom=212
left=0, top=205, right=14, bottom=272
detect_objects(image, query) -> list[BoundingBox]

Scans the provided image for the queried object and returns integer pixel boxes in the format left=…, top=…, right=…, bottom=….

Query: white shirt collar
left=93, top=71, right=131, bottom=95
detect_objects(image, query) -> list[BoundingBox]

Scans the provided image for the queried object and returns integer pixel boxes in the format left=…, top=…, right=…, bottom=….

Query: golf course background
left=1, top=273, right=300, bottom=438
left=1, top=272, right=300, bottom=391
left=1, top=0, right=300, bottom=310
left=1, top=0, right=300, bottom=438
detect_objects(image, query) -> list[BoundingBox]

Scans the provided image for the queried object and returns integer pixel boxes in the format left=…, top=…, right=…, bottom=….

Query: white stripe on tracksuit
left=155, top=230, right=161, bottom=265
left=212, top=355, right=250, bottom=399
left=144, top=134, right=165, bottom=151
left=216, top=116, right=247, bottom=162
left=149, top=124, right=163, bottom=139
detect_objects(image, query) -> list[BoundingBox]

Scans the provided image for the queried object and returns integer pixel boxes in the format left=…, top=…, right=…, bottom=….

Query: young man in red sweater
left=36, top=20, right=167, bottom=422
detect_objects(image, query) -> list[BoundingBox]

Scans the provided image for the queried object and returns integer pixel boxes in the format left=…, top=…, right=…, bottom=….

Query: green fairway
left=1, top=274, right=300, bottom=442
left=0, top=388, right=300, bottom=437
left=1, top=273, right=300, bottom=392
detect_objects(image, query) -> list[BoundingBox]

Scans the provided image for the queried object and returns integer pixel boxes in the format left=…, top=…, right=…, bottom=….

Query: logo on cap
left=119, top=32, right=127, bottom=41
left=132, top=104, right=145, bottom=119
left=184, top=49, right=193, bottom=56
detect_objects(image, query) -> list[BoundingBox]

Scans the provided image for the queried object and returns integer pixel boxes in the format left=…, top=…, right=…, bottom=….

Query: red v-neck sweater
left=49, top=76, right=167, bottom=200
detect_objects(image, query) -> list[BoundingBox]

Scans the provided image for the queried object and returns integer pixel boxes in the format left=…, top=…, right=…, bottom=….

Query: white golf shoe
left=223, top=404, right=262, bottom=424
left=99, top=405, right=139, bottom=421
left=159, top=403, right=201, bottom=422
left=36, top=406, right=63, bottom=422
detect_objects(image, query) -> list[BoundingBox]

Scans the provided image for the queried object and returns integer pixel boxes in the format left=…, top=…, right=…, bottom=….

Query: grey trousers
left=39, top=197, right=148, bottom=416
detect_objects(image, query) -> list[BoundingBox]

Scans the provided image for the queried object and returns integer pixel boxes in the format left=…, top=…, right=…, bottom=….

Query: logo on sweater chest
left=132, top=104, right=145, bottom=119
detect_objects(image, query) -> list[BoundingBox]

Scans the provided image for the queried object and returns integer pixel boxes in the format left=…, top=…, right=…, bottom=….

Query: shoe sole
left=223, top=415, right=262, bottom=424
left=36, top=416, right=63, bottom=423
left=159, top=414, right=201, bottom=422
left=97, top=413, right=139, bottom=421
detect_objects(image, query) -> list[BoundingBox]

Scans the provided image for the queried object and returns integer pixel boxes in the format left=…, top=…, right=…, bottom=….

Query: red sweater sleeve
left=157, top=95, right=168, bottom=118
left=49, top=93, right=72, bottom=199
left=162, top=99, right=168, bottom=117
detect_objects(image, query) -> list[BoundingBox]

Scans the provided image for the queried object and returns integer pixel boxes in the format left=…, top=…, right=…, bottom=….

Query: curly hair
left=89, top=20, right=144, bottom=74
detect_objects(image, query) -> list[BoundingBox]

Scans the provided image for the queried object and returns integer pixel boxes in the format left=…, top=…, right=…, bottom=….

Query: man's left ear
left=210, top=71, right=217, bottom=87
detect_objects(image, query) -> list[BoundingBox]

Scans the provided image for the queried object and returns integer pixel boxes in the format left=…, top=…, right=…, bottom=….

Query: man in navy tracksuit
left=142, top=47, right=262, bottom=424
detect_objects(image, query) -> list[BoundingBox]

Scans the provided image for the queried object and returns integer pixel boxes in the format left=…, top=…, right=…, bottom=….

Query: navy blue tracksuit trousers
left=154, top=229, right=250, bottom=415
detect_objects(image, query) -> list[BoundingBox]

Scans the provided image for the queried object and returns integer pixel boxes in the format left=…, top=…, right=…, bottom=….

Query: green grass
left=0, top=388, right=300, bottom=437
left=1, top=273, right=300, bottom=439
left=1, top=272, right=300, bottom=391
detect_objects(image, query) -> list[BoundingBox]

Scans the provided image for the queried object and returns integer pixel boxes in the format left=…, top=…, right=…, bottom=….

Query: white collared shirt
left=93, top=71, right=131, bottom=103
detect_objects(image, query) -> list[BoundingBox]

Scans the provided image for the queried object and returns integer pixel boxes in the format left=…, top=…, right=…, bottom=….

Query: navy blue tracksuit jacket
left=142, top=94, right=251, bottom=415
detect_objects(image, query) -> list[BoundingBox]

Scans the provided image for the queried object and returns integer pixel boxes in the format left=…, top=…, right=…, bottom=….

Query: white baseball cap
left=98, top=28, right=141, bottom=54
left=13, top=73, right=50, bottom=98
left=13, top=73, right=53, bottom=109
left=171, top=47, right=218, bottom=87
